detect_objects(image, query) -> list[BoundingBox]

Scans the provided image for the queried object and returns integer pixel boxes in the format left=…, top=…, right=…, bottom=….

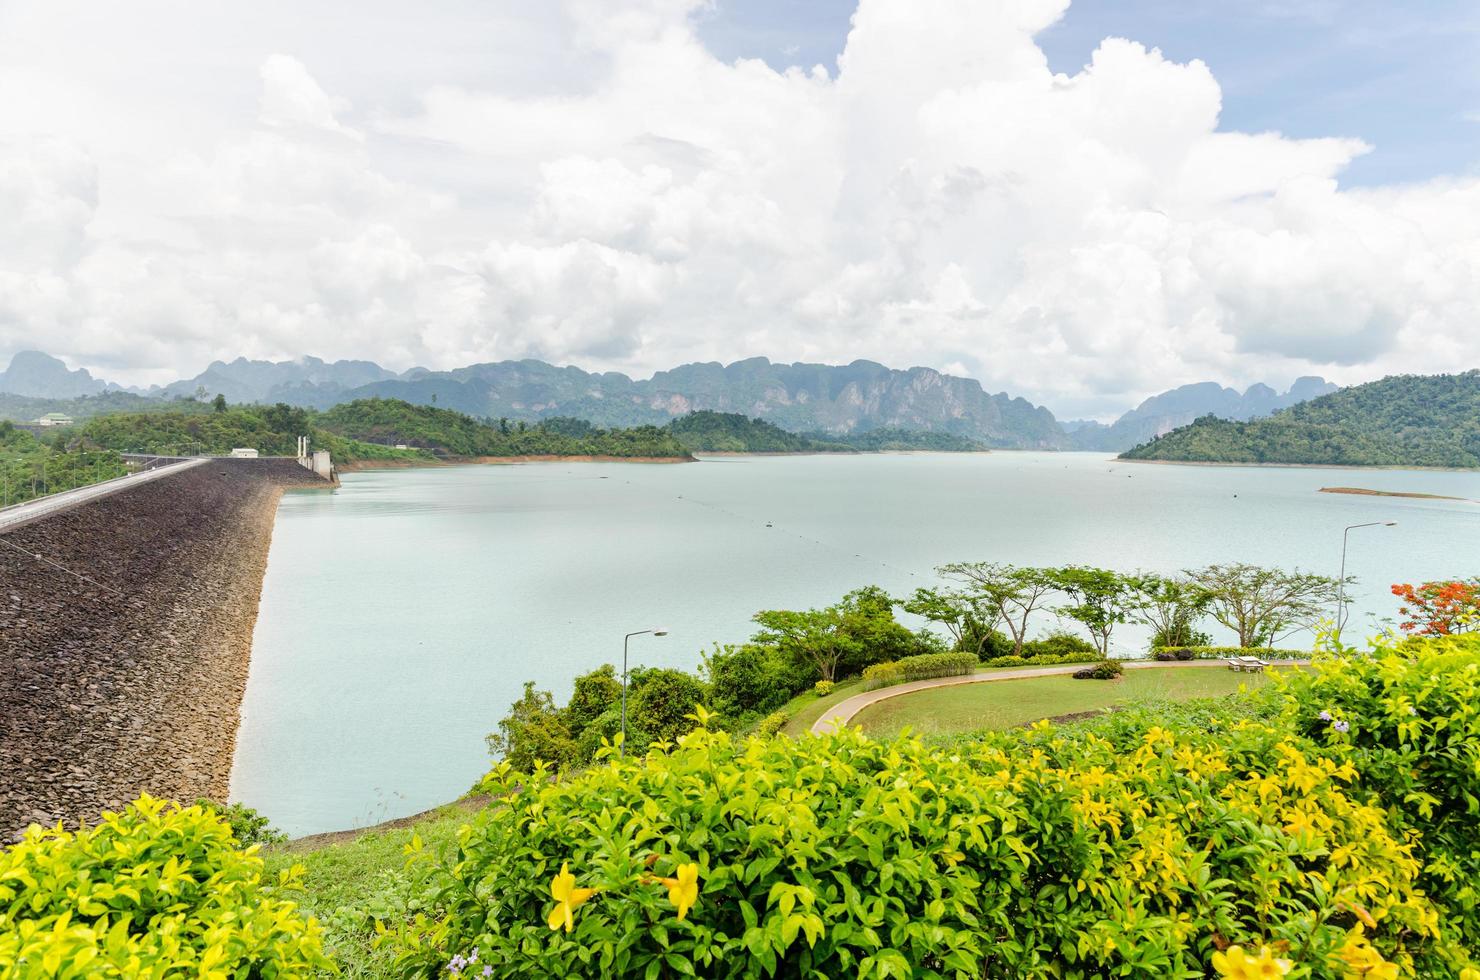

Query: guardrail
left=0, top=458, right=210, bottom=534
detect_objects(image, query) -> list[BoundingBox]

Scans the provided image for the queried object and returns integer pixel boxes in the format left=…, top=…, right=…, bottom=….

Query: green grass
left=850, top=665, right=1288, bottom=739
left=779, top=678, right=867, bottom=736
left=262, top=804, right=471, bottom=979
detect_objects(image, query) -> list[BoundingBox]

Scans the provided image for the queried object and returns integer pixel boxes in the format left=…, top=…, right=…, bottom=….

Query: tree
left=486, top=681, right=575, bottom=772
left=212, top=393, right=228, bottom=413
left=937, top=562, right=1057, bottom=656
left=1185, top=563, right=1344, bottom=648
left=903, top=587, right=1004, bottom=656
left=626, top=668, right=708, bottom=751
left=703, top=644, right=796, bottom=720
left=1052, top=566, right=1138, bottom=655
left=752, top=605, right=857, bottom=684
left=1391, top=580, right=1480, bottom=636
left=1133, top=574, right=1213, bottom=648
left=564, top=664, right=622, bottom=739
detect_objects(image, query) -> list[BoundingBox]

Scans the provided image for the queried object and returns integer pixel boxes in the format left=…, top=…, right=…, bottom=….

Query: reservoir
left=230, top=452, right=1480, bottom=836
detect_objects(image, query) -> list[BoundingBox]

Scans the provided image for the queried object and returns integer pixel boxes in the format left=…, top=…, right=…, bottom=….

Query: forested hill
left=78, top=400, right=695, bottom=462
left=1120, top=372, right=1480, bottom=467
left=663, top=411, right=985, bottom=452
left=314, top=400, right=692, bottom=458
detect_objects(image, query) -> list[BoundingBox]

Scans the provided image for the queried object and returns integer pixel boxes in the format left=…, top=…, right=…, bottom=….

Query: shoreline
left=337, top=453, right=694, bottom=473
left=1118, top=457, right=1480, bottom=473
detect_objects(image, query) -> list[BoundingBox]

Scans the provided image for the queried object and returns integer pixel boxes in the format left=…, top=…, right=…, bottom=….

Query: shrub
left=704, top=644, right=802, bottom=720
left=754, top=710, right=788, bottom=738
left=962, top=625, right=1015, bottom=660
left=861, top=652, right=976, bottom=689
left=394, top=679, right=1478, bottom=979
left=860, top=660, right=902, bottom=688
left=193, top=797, right=287, bottom=847
left=1071, top=659, right=1123, bottom=680
left=1282, top=631, right=1480, bottom=951
left=1020, top=630, right=1098, bottom=659
left=979, top=651, right=1101, bottom=668
left=0, top=795, right=331, bottom=975
left=1152, top=645, right=1307, bottom=661
left=812, top=679, right=834, bottom=697
left=626, top=668, right=709, bottom=751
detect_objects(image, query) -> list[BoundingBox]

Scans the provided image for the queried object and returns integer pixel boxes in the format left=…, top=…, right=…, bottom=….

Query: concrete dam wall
left=0, top=459, right=330, bottom=841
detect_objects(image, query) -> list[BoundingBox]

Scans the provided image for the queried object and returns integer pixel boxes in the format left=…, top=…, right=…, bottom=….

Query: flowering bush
left=391, top=660, right=1479, bottom=978
left=812, top=679, right=835, bottom=697
left=1282, top=631, right=1480, bottom=953
left=0, top=795, right=330, bottom=976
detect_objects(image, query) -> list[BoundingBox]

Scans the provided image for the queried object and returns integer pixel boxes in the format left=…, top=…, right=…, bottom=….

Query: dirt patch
left=1318, top=486, right=1472, bottom=502
left=0, top=460, right=328, bottom=842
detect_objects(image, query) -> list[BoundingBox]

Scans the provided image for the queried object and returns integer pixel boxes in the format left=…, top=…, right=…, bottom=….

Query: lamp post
left=1337, top=521, right=1396, bottom=637
left=620, top=627, right=668, bottom=757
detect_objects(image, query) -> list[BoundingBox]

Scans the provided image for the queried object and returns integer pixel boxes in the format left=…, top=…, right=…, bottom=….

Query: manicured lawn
left=851, top=665, right=1286, bottom=738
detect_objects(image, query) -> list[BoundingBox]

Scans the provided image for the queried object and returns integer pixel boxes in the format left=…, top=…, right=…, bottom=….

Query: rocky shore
left=0, top=460, right=329, bottom=841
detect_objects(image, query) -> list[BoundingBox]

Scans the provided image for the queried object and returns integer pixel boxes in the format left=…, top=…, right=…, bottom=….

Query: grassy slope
left=851, top=666, right=1282, bottom=738
left=263, top=806, right=470, bottom=980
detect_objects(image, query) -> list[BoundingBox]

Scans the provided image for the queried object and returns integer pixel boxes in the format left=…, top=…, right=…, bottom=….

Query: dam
left=0, top=458, right=331, bottom=841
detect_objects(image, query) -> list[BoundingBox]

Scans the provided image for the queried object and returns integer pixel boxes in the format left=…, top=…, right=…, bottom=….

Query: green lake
left=230, top=452, right=1480, bottom=835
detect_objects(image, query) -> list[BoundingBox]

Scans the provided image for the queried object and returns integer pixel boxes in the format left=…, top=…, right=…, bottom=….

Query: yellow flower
left=1212, top=945, right=1294, bottom=979
left=1337, top=926, right=1399, bottom=980
left=546, top=862, right=599, bottom=933
left=1338, top=941, right=1398, bottom=980
left=659, top=862, right=700, bottom=921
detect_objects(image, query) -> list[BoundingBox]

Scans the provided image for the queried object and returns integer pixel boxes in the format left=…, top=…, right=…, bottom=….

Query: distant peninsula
left=1120, top=372, right=1480, bottom=469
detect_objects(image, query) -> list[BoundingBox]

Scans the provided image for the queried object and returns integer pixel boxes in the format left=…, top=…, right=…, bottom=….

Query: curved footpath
left=0, top=459, right=327, bottom=842
left=810, top=659, right=1307, bottom=735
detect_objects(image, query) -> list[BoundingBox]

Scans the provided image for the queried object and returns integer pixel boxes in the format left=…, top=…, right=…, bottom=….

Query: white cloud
left=0, top=0, right=1476, bottom=413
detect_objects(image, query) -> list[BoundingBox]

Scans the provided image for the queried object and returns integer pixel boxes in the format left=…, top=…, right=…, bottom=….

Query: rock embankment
left=0, top=460, right=327, bottom=842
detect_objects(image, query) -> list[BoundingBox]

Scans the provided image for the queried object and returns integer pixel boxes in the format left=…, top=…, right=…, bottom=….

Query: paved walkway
left=0, top=457, right=208, bottom=534
left=809, top=659, right=1301, bottom=734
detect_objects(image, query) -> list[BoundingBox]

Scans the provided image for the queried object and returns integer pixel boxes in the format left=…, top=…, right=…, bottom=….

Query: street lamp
left=620, top=627, right=668, bottom=757
left=1337, top=521, right=1397, bottom=637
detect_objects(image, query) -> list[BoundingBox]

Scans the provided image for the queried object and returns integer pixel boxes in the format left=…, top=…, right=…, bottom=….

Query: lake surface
left=231, top=452, right=1480, bottom=835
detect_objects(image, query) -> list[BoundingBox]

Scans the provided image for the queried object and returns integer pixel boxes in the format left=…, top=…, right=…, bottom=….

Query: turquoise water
left=230, top=452, right=1480, bottom=835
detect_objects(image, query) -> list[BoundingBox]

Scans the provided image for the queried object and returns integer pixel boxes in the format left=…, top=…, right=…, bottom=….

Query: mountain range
left=0, top=350, right=1336, bottom=452
left=1064, top=378, right=1338, bottom=451
left=1121, top=372, right=1480, bottom=468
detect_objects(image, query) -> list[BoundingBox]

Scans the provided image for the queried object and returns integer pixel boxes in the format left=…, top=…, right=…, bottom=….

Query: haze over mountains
left=0, top=350, right=1335, bottom=452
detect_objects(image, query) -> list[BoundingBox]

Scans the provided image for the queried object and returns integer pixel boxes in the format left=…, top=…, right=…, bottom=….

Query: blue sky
left=697, top=0, right=1480, bottom=187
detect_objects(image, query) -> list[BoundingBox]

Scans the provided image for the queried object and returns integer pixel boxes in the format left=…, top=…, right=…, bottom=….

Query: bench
left=1223, top=655, right=1269, bottom=672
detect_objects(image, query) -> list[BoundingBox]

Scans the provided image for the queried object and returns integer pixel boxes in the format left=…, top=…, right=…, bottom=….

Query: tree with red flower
left=1390, top=579, right=1480, bottom=635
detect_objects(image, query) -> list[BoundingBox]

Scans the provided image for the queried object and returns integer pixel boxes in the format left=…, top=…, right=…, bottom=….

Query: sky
left=0, top=0, right=1476, bottom=419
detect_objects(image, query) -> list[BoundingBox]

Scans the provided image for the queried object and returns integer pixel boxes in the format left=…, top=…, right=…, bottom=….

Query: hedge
left=0, top=795, right=331, bottom=976
left=861, top=652, right=977, bottom=690
left=1152, top=645, right=1307, bottom=661
left=979, top=651, right=1102, bottom=669
left=389, top=637, right=1480, bottom=977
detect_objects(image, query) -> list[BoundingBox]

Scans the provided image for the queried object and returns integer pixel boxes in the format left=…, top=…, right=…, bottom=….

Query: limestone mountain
left=1066, top=377, right=1337, bottom=452
left=0, top=351, right=107, bottom=399
left=235, top=356, right=1067, bottom=449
